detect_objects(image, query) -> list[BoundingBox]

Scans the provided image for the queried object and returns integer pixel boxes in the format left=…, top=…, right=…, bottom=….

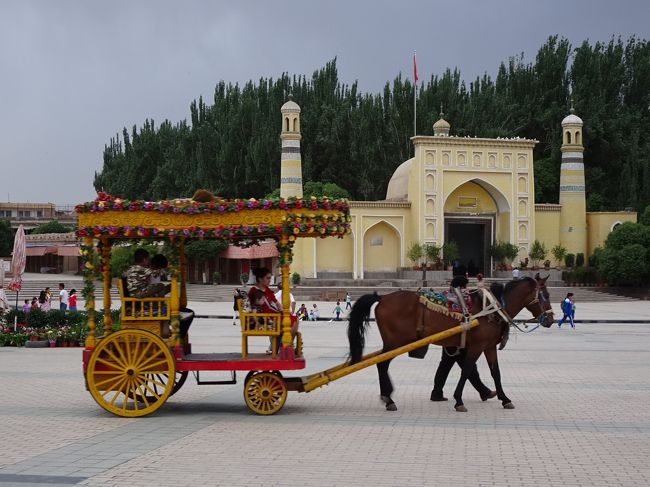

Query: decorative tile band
left=561, top=162, right=585, bottom=170
left=559, top=185, right=585, bottom=192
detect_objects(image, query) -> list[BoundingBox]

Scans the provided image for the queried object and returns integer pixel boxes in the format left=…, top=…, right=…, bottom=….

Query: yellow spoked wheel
left=86, top=329, right=175, bottom=417
left=243, top=371, right=287, bottom=415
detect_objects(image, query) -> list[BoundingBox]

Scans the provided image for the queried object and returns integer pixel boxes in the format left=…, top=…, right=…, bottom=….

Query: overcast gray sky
left=1, top=0, right=648, bottom=206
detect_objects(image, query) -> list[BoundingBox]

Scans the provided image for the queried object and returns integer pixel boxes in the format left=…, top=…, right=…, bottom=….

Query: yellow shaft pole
left=302, top=319, right=479, bottom=392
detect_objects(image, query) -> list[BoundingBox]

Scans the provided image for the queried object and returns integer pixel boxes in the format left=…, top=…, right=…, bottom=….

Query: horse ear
left=534, top=272, right=540, bottom=280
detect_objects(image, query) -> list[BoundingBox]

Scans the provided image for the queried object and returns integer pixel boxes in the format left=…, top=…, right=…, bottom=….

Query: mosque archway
left=362, top=221, right=400, bottom=274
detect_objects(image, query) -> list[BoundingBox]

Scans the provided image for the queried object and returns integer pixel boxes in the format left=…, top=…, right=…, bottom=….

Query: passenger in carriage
left=124, top=249, right=194, bottom=340
left=430, top=275, right=497, bottom=402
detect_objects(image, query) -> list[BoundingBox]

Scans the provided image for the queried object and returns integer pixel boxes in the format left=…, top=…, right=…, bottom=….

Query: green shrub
left=575, top=253, right=585, bottom=267
left=25, top=308, right=49, bottom=328
left=291, top=272, right=301, bottom=285
left=565, top=253, right=575, bottom=268
left=529, top=240, right=548, bottom=266
left=213, top=271, right=223, bottom=283
left=551, top=244, right=567, bottom=266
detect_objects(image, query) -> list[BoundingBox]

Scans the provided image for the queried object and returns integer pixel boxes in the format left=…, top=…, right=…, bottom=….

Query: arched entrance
left=444, top=180, right=511, bottom=276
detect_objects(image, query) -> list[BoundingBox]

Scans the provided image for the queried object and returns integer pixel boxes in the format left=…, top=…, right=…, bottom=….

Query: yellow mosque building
left=279, top=99, right=636, bottom=279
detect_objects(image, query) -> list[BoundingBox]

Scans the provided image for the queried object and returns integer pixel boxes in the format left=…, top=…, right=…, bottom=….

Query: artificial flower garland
left=76, top=192, right=350, bottom=215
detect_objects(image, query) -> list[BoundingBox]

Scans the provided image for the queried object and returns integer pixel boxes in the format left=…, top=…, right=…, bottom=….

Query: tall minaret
left=559, top=102, right=587, bottom=257
left=280, top=95, right=303, bottom=198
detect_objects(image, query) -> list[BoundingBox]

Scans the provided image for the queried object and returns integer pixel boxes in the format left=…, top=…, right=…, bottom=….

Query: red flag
left=413, top=53, right=418, bottom=83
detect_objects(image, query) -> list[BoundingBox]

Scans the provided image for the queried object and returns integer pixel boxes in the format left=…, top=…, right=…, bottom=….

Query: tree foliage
left=595, top=222, right=650, bottom=285
left=184, top=240, right=228, bottom=262
left=31, top=220, right=71, bottom=235
left=0, top=219, right=13, bottom=256
left=95, top=37, right=650, bottom=210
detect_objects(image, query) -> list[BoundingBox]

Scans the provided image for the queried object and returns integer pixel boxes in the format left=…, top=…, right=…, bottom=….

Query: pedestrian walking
left=58, top=283, right=69, bottom=312
left=558, top=292, right=575, bottom=328
left=345, top=292, right=352, bottom=310
left=333, top=301, right=342, bottom=321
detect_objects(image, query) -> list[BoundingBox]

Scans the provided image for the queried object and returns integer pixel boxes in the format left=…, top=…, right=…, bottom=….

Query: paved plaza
left=1, top=300, right=649, bottom=486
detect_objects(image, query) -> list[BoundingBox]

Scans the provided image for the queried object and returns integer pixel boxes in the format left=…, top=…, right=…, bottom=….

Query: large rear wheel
left=86, top=329, right=175, bottom=417
left=243, top=371, right=287, bottom=415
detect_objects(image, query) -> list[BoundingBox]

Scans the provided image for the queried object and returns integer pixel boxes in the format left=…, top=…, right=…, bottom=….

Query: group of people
left=19, top=284, right=78, bottom=314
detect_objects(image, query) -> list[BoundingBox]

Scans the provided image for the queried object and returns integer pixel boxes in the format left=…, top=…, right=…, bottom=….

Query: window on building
left=370, top=236, right=383, bottom=246
left=0, top=210, right=11, bottom=217
left=18, top=210, right=30, bottom=217
left=36, top=210, right=43, bottom=217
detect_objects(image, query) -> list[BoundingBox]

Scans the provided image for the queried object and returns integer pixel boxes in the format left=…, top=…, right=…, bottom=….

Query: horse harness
left=416, top=287, right=509, bottom=350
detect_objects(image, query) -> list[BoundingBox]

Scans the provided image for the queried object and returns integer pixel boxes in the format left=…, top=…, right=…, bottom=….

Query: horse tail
left=348, top=293, right=381, bottom=364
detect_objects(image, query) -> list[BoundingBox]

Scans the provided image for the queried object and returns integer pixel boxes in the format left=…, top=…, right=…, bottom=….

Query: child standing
left=333, top=301, right=342, bottom=321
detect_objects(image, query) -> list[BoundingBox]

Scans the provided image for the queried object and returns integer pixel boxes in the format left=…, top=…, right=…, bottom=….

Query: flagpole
left=413, top=50, right=417, bottom=139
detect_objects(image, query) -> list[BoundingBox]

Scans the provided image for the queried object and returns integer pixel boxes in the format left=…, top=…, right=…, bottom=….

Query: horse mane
left=488, top=277, right=535, bottom=306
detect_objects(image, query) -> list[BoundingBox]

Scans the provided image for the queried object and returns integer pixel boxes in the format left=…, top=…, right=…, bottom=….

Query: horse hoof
left=503, top=402, right=515, bottom=409
left=454, top=405, right=468, bottom=412
left=430, top=393, right=448, bottom=402
left=481, top=390, right=497, bottom=401
left=380, top=396, right=397, bottom=411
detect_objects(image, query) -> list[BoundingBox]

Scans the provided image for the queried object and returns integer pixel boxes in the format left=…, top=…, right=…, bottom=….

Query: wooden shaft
left=302, top=320, right=479, bottom=392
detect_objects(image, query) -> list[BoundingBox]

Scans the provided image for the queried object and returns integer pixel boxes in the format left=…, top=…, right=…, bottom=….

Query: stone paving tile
left=0, top=309, right=649, bottom=486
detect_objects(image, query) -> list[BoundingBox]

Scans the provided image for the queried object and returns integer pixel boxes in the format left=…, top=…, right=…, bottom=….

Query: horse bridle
left=519, top=283, right=553, bottom=330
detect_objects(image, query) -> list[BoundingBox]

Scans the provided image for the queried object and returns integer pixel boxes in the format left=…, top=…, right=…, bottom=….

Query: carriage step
left=193, top=371, right=237, bottom=385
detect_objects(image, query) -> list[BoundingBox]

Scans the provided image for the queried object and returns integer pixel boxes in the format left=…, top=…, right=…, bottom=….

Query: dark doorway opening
left=445, top=219, right=491, bottom=277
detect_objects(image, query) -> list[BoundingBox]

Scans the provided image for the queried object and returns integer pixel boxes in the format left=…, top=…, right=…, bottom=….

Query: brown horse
left=348, top=274, right=554, bottom=412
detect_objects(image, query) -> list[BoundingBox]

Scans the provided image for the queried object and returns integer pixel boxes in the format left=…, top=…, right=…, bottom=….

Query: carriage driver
left=124, top=249, right=195, bottom=340
left=430, top=275, right=497, bottom=402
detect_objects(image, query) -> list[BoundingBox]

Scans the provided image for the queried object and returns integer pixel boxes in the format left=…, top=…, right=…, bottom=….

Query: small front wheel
left=243, top=371, right=287, bottom=415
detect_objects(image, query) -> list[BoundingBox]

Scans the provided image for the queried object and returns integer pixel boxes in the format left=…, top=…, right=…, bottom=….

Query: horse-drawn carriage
left=77, top=193, right=351, bottom=417
left=77, top=192, right=554, bottom=418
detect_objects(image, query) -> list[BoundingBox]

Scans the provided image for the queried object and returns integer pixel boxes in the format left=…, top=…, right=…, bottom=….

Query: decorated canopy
left=75, top=192, right=351, bottom=242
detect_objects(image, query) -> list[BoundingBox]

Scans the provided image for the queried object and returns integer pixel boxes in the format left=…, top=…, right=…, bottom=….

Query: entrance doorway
left=445, top=218, right=492, bottom=276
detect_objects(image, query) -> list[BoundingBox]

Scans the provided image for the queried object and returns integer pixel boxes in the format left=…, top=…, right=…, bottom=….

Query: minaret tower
left=280, top=95, right=303, bottom=198
left=559, top=101, right=587, bottom=257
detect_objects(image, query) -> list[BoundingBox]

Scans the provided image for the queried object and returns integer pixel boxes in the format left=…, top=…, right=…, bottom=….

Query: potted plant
left=212, top=271, right=222, bottom=285
left=407, top=242, right=424, bottom=270
left=442, top=241, right=459, bottom=271
left=551, top=244, right=567, bottom=269
left=291, top=272, right=301, bottom=285
left=543, top=259, right=551, bottom=270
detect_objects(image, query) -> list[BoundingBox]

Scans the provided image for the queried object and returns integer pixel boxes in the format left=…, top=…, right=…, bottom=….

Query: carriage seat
left=236, top=296, right=281, bottom=359
left=117, top=278, right=171, bottom=337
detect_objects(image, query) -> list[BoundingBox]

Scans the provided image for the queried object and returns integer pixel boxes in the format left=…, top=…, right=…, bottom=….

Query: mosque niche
left=426, top=198, right=435, bottom=215
left=425, top=151, right=435, bottom=165
left=473, top=153, right=482, bottom=167
left=457, top=152, right=467, bottom=166
left=425, top=174, right=435, bottom=191
left=518, top=199, right=527, bottom=216
left=517, top=154, right=527, bottom=169
left=503, top=154, right=511, bottom=169
left=518, top=176, right=527, bottom=193
left=426, top=221, right=435, bottom=238
left=488, top=153, right=497, bottom=168
left=442, top=151, right=450, bottom=166
left=518, top=223, right=528, bottom=240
